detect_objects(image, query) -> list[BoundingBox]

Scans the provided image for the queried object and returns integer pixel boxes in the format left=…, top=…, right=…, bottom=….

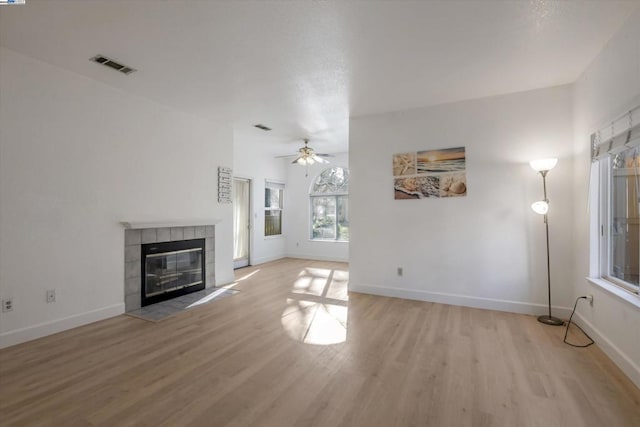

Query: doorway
left=233, top=178, right=251, bottom=269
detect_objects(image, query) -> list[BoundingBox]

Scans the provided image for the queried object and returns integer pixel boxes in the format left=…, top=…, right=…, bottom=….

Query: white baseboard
left=250, top=253, right=286, bottom=266
left=349, top=284, right=573, bottom=318
left=574, top=312, right=640, bottom=389
left=284, top=253, right=349, bottom=263
left=0, top=303, right=124, bottom=349
left=247, top=254, right=348, bottom=267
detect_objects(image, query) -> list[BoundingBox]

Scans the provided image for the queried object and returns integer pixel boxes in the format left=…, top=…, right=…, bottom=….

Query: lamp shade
left=529, top=158, right=558, bottom=172
left=531, top=200, right=549, bottom=215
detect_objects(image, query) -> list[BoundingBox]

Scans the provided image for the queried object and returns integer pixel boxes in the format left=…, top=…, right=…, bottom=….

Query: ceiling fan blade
left=312, top=155, right=330, bottom=164
left=315, top=153, right=334, bottom=157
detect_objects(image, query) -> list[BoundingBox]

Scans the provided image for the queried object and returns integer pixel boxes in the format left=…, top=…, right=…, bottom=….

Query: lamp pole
left=538, top=169, right=563, bottom=326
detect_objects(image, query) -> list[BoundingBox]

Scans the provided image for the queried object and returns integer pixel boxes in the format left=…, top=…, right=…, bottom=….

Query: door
left=233, top=178, right=251, bottom=269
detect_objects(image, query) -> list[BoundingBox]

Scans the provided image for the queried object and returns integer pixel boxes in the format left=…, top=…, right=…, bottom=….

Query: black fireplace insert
left=141, top=239, right=205, bottom=307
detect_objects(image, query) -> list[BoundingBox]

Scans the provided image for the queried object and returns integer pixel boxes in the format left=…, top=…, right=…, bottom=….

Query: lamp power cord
left=563, top=296, right=595, bottom=348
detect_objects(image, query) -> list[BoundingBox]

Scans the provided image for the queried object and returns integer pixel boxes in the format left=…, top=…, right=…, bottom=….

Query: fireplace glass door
left=142, top=239, right=205, bottom=306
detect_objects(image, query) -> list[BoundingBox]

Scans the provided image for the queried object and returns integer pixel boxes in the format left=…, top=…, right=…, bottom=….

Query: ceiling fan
left=278, top=139, right=333, bottom=166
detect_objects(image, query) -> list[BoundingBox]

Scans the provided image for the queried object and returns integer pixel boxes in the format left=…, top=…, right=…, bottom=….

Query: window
left=592, top=109, right=640, bottom=294
left=265, top=181, right=284, bottom=237
left=310, top=167, right=349, bottom=241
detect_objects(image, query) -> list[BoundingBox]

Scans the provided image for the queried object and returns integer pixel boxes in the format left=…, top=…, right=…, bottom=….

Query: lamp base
left=537, top=315, right=564, bottom=326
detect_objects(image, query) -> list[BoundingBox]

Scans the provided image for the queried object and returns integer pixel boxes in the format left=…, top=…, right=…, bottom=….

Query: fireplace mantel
left=120, top=219, right=221, bottom=229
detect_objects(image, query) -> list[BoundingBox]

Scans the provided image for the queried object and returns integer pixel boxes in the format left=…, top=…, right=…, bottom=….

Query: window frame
left=309, top=167, right=349, bottom=242
left=594, top=139, right=640, bottom=296
left=310, top=194, right=349, bottom=241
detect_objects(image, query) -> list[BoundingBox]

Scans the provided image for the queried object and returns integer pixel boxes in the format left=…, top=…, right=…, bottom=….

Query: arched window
left=310, top=167, right=349, bottom=241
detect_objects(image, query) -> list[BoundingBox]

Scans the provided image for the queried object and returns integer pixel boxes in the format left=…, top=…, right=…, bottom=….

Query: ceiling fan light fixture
left=280, top=139, right=333, bottom=169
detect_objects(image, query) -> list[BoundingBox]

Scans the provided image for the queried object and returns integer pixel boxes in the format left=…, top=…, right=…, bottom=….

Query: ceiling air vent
left=254, top=124, right=272, bottom=131
left=90, top=55, right=137, bottom=75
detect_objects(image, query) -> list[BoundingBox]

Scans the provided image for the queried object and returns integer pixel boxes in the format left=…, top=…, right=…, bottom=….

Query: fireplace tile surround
left=123, top=224, right=215, bottom=312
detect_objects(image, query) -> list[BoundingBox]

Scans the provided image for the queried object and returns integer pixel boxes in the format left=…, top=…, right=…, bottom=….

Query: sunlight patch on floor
left=281, top=268, right=349, bottom=345
left=303, top=304, right=348, bottom=345
left=236, top=269, right=260, bottom=282
left=186, top=287, right=231, bottom=309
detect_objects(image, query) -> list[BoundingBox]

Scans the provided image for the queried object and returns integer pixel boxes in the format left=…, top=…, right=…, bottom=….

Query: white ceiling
left=1, top=0, right=637, bottom=155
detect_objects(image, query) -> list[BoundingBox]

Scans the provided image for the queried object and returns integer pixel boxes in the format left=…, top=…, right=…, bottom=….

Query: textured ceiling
left=1, top=0, right=637, bottom=155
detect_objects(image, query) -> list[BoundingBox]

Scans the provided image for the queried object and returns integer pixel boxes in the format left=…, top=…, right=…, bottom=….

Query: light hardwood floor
left=1, top=258, right=639, bottom=426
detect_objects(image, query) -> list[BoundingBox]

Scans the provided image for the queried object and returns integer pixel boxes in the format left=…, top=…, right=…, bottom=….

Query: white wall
left=285, top=152, right=349, bottom=262
left=233, top=139, right=287, bottom=265
left=572, top=9, right=640, bottom=388
left=0, top=47, right=234, bottom=347
left=349, top=85, right=575, bottom=315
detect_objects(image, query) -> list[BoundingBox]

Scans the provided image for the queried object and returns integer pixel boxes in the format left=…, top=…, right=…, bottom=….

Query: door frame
left=233, top=176, right=253, bottom=269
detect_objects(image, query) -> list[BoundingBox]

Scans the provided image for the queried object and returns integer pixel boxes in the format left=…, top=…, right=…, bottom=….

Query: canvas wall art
left=393, top=147, right=466, bottom=199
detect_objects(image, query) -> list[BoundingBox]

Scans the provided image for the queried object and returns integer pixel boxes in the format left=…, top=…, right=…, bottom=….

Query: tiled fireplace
left=122, top=223, right=216, bottom=312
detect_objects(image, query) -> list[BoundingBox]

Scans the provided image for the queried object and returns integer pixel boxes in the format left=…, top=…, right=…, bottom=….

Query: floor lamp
left=530, top=158, right=564, bottom=326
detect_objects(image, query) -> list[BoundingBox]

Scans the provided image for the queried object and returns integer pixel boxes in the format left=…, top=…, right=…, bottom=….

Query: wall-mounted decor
left=393, top=146, right=466, bottom=199
left=218, top=167, right=232, bottom=203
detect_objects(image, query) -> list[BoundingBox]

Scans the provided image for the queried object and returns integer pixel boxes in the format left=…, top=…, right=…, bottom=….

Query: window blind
left=265, top=181, right=285, bottom=190
left=591, top=106, right=640, bottom=161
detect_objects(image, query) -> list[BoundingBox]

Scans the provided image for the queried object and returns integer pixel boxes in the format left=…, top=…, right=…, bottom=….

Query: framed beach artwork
left=393, top=146, right=467, bottom=200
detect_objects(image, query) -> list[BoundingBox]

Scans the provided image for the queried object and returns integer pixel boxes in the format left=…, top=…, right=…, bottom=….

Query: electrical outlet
left=397, top=267, right=403, bottom=277
left=46, top=289, right=56, bottom=303
left=2, top=299, right=13, bottom=312
left=587, top=294, right=594, bottom=306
